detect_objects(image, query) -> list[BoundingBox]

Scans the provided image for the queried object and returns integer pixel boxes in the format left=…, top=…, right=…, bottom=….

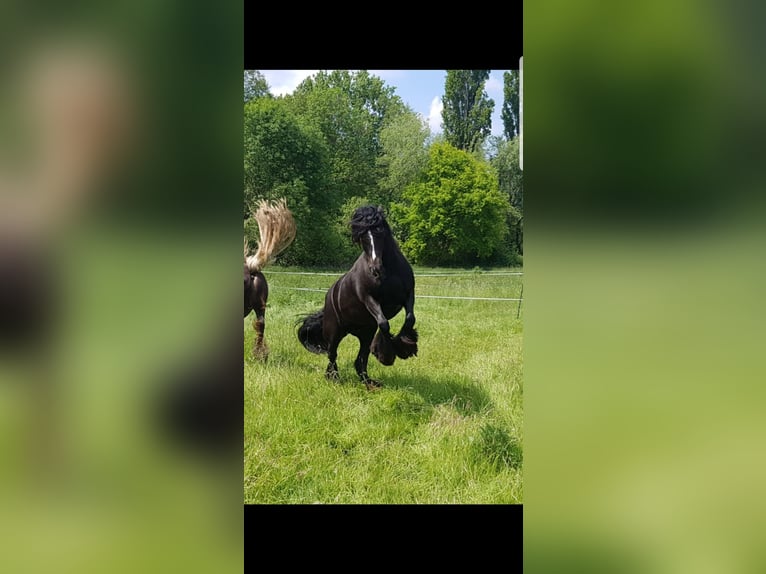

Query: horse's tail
left=245, top=198, right=296, bottom=273
left=297, top=310, right=328, bottom=354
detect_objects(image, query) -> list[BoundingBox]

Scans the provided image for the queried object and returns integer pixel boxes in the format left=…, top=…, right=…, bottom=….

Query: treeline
left=244, top=70, right=522, bottom=267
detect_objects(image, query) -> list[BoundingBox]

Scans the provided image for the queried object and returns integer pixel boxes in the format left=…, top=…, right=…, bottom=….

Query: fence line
left=275, top=286, right=522, bottom=303
left=267, top=271, right=523, bottom=277
left=266, top=271, right=347, bottom=276
left=419, top=295, right=522, bottom=302
left=416, top=273, right=523, bottom=277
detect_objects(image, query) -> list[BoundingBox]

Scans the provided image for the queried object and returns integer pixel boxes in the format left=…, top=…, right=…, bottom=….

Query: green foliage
left=491, top=136, right=523, bottom=256
left=393, top=142, right=511, bottom=266
left=287, top=86, right=371, bottom=201
left=242, top=71, right=520, bottom=268
left=243, top=98, right=329, bottom=207
left=242, top=70, right=418, bottom=266
left=244, top=70, right=271, bottom=102
left=502, top=70, right=520, bottom=139
left=442, top=70, right=495, bottom=153
left=376, top=111, right=430, bottom=209
left=287, top=70, right=408, bottom=203
left=244, top=98, right=348, bottom=266
left=277, top=204, right=348, bottom=267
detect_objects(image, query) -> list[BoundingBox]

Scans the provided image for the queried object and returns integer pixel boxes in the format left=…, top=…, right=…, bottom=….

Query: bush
left=392, top=142, right=511, bottom=266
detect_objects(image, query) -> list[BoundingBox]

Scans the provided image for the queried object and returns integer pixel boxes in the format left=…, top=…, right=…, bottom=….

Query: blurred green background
left=525, top=1, right=766, bottom=572
left=0, top=1, right=242, bottom=572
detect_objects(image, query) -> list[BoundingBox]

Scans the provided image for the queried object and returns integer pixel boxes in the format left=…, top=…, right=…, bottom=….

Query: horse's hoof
left=364, top=379, right=383, bottom=391
left=252, top=345, right=269, bottom=361
left=392, top=334, right=418, bottom=359
left=325, top=370, right=340, bottom=381
left=371, top=331, right=397, bottom=365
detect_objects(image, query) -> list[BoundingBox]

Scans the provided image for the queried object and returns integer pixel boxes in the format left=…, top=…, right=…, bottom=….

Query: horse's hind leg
left=325, top=335, right=341, bottom=381
left=248, top=273, right=269, bottom=361
left=322, top=310, right=342, bottom=381
left=252, top=307, right=269, bottom=361
left=354, top=330, right=381, bottom=390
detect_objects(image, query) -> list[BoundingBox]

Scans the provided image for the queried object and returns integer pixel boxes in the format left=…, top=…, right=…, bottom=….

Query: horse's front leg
left=362, top=295, right=391, bottom=336
left=364, top=294, right=401, bottom=366
left=354, top=330, right=381, bottom=390
left=401, top=290, right=416, bottom=334
left=393, top=290, right=418, bottom=359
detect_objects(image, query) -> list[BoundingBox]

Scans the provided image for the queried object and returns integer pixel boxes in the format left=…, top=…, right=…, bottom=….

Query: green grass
left=244, top=266, right=523, bottom=504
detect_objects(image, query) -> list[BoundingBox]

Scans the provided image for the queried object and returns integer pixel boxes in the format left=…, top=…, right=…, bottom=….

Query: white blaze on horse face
left=368, top=230, right=378, bottom=262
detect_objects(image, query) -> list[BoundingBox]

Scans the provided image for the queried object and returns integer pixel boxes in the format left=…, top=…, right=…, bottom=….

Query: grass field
left=244, top=265, right=523, bottom=504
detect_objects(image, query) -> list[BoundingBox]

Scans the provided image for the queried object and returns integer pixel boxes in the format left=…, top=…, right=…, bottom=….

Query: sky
left=258, top=70, right=516, bottom=138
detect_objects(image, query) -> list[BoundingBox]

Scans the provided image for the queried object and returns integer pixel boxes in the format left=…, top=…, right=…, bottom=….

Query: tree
left=502, top=70, right=520, bottom=139
left=442, top=70, right=494, bottom=153
left=288, top=70, right=408, bottom=203
left=393, top=142, right=510, bottom=266
left=244, top=70, right=271, bottom=102
left=295, top=70, right=405, bottom=154
left=491, top=137, right=523, bottom=257
left=376, top=110, right=430, bottom=210
left=243, top=98, right=329, bottom=208
left=244, top=98, right=347, bottom=265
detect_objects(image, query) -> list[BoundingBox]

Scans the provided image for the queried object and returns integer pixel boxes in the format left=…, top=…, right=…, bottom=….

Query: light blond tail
left=244, top=198, right=296, bottom=273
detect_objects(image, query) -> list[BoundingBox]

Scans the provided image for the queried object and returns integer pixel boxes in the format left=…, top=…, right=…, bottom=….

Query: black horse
left=297, top=205, right=418, bottom=389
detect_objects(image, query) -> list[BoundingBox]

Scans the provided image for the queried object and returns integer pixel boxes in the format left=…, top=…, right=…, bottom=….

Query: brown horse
left=297, top=205, right=418, bottom=389
left=244, top=198, right=296, bottom=360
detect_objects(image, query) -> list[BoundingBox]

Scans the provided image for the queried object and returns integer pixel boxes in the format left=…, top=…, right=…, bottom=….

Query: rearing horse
left=297, top=205, right=418, bottom=389
left=244, top=198, right=296, bottom=360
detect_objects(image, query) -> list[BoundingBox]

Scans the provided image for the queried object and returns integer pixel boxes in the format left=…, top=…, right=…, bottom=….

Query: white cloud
left=259, top=70, right=320, bottom=96
left=427, top=96, right=443, bottom=134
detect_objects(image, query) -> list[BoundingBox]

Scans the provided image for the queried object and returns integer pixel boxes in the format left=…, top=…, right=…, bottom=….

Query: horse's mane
left=350, top=205, right=390, bottom=245
left=244, top=198, right=296, bottom=273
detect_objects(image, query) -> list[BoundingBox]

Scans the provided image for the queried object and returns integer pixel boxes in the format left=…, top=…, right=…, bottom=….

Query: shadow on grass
left=256, top=348, right=496, bottom=416
left=370, top=370, right=494, bottom=417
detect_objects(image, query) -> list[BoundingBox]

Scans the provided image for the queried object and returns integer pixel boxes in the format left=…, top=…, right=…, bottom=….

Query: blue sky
left=258, top=70, right=515, bottom=138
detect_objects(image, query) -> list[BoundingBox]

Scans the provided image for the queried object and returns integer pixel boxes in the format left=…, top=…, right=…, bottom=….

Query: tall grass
left=244, top=266, right=523, bottom=504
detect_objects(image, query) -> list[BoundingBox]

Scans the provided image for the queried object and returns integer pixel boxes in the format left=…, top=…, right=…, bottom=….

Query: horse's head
left=351, top=206, right=390, bottom=280
left=360, top=228, right=386, bottom=279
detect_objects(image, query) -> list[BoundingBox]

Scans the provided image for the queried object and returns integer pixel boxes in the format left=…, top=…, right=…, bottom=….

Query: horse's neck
left=359, top=233, right=402, bottom=269
left=384, top=236, right=405, bottom=266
